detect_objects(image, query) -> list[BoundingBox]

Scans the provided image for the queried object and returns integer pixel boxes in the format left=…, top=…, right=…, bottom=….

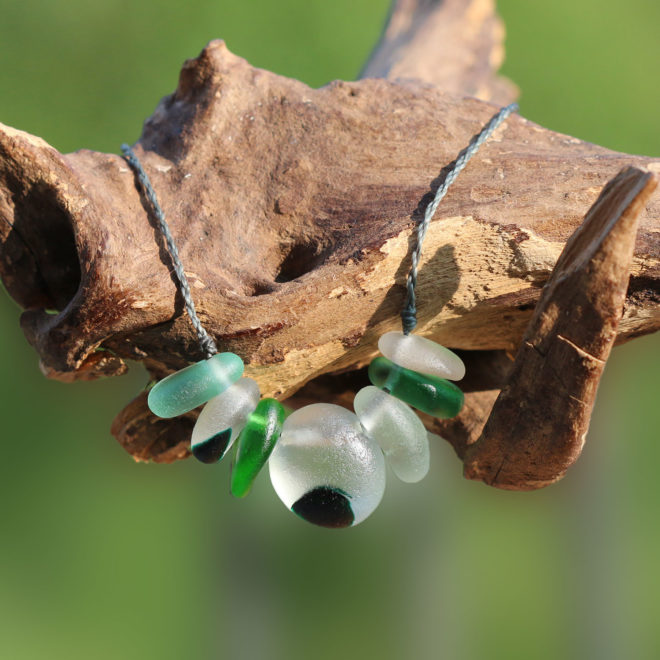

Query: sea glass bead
left=190, top=377, right=260, bottom=463
left=353, top=386, right=430, bottom=483
left=148, top=352, right=244, bottom=418
left=368, top=357, right=464, bottom=419
left=269, top=403, right=386, bottom=528
left=231, top=398, right=286, bottom=498
left=378, top=331, right=465, bottom=381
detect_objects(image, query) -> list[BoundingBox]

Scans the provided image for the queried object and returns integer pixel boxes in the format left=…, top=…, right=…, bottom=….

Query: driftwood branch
left=462, top=166, right=657, bottom=489
left=362, top=0, right=518, bottom=104
left=438, top=167, right=657, bottom=488
left=0, top=1, right=658, bottom=487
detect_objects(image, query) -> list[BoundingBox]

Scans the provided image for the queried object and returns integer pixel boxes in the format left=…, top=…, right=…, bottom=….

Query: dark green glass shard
left=291, top=487, right=355, bottom=528
left=191, top=428, right=232, bottom=464
left=368, top=356, right=464, bottom=418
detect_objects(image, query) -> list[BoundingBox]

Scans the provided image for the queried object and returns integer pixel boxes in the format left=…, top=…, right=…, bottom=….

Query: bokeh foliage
left=1, top=1, right=659, bottom=658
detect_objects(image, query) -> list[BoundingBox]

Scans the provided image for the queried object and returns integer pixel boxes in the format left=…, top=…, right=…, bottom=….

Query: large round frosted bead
left=368, top=357, right=464, bottom=419
left=190, top=378, right=260, bottom=464
left=269, top=403, right=386, bottom=528
left=231, top=398, right=286, bottom=498
left=378, top=331, right=465, bottom=381
left=148, top=352, right=244, bottom=418
left=353, top=386, right=430, bottom=483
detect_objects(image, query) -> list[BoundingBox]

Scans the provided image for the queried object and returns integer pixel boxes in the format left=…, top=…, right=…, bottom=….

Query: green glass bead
left=368, top=357, right=464, bottom=419
left=147, top=352, right=244, bottom=418
left=231, top=398, right=286, bottom=498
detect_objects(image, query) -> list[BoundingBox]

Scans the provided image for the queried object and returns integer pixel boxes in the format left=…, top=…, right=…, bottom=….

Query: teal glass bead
left=368, top=357, right=464, bottom=419
left=231, top=398, right=286, bottom=498
left=147, top=352, right=244, bottom=418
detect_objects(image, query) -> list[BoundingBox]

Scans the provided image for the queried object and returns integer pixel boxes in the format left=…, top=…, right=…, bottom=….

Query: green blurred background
left=1, top=1, right=659, bottom=658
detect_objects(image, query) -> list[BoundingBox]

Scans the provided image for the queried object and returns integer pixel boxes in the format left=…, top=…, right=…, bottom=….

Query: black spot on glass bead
left=291, top=487, right=355, bottom=528
left=192, top=428, right=232, bottom=464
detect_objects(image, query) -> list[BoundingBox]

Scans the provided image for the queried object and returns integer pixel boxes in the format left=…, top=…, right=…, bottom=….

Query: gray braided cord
left=121, top=103, right=516, bottom=353
left=121, top=144, right=218, bottom=359
left=400, top=103, right=519, bottom=334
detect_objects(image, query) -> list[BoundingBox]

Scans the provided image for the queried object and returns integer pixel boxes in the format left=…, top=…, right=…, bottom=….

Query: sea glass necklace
left=121, top=102, right=518, bottom=529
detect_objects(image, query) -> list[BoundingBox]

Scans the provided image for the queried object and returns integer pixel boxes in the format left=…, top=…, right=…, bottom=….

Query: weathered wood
left=463, top=167, right=657, bottom=489
left=1, top=43, right=657, bottom=388
left=111, top=391, right=193, bottom=463
left=362, top=0, right=518, bottom=104
left=0, top=2, right=657, bottom=472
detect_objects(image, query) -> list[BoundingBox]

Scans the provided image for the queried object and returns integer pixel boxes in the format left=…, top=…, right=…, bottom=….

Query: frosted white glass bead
left=353, top=386, right=430, bottom=483
left=378, top=331, right=465, bottom=381
left=190, top=378, right=261, bottom=463
left=269, top=403, right=386, bottom=528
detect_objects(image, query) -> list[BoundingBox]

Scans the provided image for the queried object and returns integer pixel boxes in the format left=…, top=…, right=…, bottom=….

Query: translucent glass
left=269, top=403, right=386, bottom=528
left=231, top=398, right=285, bottom=497
left=190, top=377, right=260, bottom=463
left=148, top=352, right=244, bottom=418
left=378, top=331, right=465, bottom=381
left=353, top=386, right=430, bottom=483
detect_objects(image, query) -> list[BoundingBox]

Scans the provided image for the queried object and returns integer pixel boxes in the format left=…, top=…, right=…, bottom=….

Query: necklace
left=121, top=102, right=518, bottom=528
